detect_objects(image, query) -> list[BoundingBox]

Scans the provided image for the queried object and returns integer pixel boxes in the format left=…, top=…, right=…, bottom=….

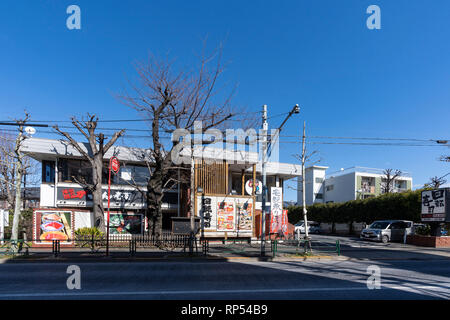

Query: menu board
left=236, top=200, right=252, bottom=231
left=35, top=210, right=73, bottom=243
left=108, top=213, right=143, bottom=235
left=197, top=195, right=253, bottom=234
left=217, top=201, right=235, bottom=231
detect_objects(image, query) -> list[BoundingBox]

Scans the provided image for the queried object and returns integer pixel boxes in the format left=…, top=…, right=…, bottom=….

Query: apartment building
left=298, top=166, right=413, bottom=205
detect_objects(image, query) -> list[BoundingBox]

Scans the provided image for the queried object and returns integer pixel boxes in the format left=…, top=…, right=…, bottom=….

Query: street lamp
left=260, top=104, right=301, bottom=256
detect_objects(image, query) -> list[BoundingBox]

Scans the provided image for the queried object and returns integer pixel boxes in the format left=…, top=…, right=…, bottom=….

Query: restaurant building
left=21, top=137, right=301, bottom=243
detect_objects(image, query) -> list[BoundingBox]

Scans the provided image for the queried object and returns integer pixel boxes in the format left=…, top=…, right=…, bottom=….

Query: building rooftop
left=326, top=166, right=412, bottom=179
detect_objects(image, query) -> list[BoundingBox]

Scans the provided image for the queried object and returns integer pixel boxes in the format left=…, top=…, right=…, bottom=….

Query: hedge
left=287, top=189, right=422, bottom=225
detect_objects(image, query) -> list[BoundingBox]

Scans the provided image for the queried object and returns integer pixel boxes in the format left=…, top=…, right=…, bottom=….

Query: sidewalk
left=2, top=241, right=450, bottom=263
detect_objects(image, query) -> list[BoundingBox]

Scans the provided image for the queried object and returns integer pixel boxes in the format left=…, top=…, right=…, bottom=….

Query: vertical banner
left=281, top=209, right=288, bottom=237
left=270, top=187, right=283, bottom=234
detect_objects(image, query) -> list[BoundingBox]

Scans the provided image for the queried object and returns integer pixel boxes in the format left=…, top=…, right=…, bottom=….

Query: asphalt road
left=1, top=258, right=449, bottom=300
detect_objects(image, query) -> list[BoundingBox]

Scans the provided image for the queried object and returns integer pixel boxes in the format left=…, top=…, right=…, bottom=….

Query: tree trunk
left=92, top=155, right=105, bottom=232
left=10, top=132, right=23, bottom=252
left=147, top=169, right=163, bottom=238
left=11, top=161, right=22, bottom=242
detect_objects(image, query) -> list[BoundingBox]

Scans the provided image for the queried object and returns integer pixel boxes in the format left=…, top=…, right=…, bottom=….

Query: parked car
left=360, top=220, right=414, bottom=243
left=309, top=222, right=321, bottom=234
left=294, top=221, right=320, bottom=237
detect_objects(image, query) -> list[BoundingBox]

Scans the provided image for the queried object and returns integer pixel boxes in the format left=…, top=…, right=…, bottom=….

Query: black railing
left=0, top=232, right=199, bottom=258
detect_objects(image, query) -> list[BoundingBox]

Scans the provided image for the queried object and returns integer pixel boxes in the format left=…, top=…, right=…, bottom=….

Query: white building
left=21, top=137, right=302, bottom=241
left=298, top=166, right=413, bottom=205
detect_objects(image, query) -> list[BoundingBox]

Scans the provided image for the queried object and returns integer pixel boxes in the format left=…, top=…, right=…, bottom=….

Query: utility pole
left=260, top=104, right=300, bottom=256
left=260, top=105, right=268, bottom=256
left=301, top=121, right=311, bottom=252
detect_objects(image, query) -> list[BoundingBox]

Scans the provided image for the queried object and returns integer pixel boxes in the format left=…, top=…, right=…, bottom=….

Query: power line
left=279, top=141, right=448, bottom=147
left=279, top=135, right=449, bottom=143
left=1, top=127, right=449, bottom=147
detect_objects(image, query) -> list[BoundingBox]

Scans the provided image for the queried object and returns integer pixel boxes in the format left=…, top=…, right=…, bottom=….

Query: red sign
left=110, top=157, right=120, bottom=174
left=62, top=188, right=87, bottom=200
left=270, top=209, right=289, bottom=237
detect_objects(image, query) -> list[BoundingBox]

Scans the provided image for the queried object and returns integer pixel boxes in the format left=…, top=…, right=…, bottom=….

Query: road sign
left=110, top=157, right=120, bottom=174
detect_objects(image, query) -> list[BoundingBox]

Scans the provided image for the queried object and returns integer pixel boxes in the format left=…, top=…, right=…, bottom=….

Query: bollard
left=336, top=240, right=340, bottom=256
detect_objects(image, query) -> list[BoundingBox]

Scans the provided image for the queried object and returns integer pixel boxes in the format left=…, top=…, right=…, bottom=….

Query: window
left=58, top=159, right=151, bottom=186
left=103, top=163, right=151, bottom=186
left=315, top=177, right=323, bottom=183
left=42, top=161, right=55, bottom=183
left=58, top=159, right=92, bottom=184
left=326, top=185, right=334, bottom=191
left=315, top=193, right=323, bottom=199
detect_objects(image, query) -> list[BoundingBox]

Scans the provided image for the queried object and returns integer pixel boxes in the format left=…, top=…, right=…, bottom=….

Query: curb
left=0, top=254, right=341, bottom=263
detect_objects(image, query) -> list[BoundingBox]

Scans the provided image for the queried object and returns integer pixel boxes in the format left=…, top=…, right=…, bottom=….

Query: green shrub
left=4, top=209, right=33, bottom=240
left=74, top=227, right=105, bottom=249
left=414, top=225, right=431, bottom=236
left=288, top=189, right=423, bottom=225
left=75, top=227, right=104, bottom=238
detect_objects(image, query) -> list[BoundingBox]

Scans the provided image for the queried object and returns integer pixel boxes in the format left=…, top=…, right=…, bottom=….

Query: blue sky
left=0, top=0, right=449, bottom=200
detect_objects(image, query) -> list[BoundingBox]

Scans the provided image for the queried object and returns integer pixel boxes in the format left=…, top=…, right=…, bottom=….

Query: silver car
left=360, top=220, right=414, bottom=243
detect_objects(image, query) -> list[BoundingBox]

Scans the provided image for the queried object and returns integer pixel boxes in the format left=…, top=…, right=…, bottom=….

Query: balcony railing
left=360, top=186, right=376, bottom=194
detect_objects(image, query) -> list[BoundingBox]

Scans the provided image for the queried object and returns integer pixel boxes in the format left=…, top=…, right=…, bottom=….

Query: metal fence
left=0, top=232, right=202, bottom=257
left=1, top=236, right=341, bottom=259
left=270, top=239, right=341, bottom=257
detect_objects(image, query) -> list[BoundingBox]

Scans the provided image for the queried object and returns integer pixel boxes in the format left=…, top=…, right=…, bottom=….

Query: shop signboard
left=245, top=179, right=262, bottom=195
left=108, top=213, right=143, bottom=235
left=198, top=195, right=253, bottom=235
left=421, top=188, right=450, bottom=222
left=56, top=186, right=145, bottom=208
left=34, top=210, right=74, bottom=244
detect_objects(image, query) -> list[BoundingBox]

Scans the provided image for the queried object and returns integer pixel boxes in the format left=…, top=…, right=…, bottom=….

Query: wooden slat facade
left=194, top=159, right=229, bottom=195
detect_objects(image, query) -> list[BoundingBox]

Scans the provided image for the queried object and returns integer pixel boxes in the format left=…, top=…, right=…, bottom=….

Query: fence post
left=336, top=240, right=340, bottom=256
left=272, top=240, right=276, bottom=258
left=52, top=240, right=60, bottom=257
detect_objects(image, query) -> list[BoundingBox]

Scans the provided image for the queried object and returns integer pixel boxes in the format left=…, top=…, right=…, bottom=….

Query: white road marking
left=0, top=284, right=448, bottom=298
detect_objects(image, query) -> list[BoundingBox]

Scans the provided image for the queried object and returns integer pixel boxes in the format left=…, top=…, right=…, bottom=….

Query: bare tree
left=0, top=132, right=17, bottom=209
left=54, top=114, right=125, bottom=231
left=424, top=176, right=447, bottom=189
left=381, top=169, right=402, bottom=194
left=0, top=113, right=31, bottom=250
left=118, top=43, right=241, bottom=237
left=0, top=132, right=39, bottom=209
